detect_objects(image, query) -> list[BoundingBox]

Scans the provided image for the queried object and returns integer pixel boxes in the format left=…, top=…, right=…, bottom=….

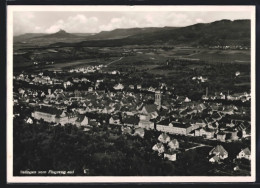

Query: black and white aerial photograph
left=7, top=5, right=255, bottom=183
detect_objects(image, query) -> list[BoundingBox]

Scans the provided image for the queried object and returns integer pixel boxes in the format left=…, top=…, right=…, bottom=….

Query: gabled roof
left=196, top=119, right=206, bottom=124
left=159, top=132, right=170, bottom=141
left=203, top=127, right=216, bottom=133
left=211, top=112, right=222, bottom=119
left=88, top=120, right=98, bottom=126
left=143, top=104, right=157, bottom=114
left=217, top=131, right=226, bottom=136
left=210, top=145, right=228, bottom=157
left=173, top=122, right=191, bottom=128
left=168, top=139, right=178, bottom=145
left=210, top=155, right=220, bottom=162
left=76, top=115, right=87, bottom=122
left=165, top=148, right=177, bottom=155
left=155, top=142, right=164, bottom=149
left=157, top=118, right=172, bottom=126
left=134, top=128, right=145, bottom=136
left=123, top=116, right=139, bottom=125
left=35, top=106, right=63, bottom=116
left=242, top=147, right=251, bottom=155
left=205, top=117, right=214, bottom=124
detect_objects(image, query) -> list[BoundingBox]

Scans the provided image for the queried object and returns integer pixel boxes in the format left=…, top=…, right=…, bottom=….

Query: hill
left=38, top=29, right=79, bottom=38
left=14, top=29, right=91, bottom=46
left=49, top=19, right=250, bottom=48
left=14, top=33, right=47, bottom=42
left=83, top=27, right=178, bottom=40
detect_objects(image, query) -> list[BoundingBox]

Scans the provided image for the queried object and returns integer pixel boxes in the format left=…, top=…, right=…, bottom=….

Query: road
left=106, top=57, right=124, bottom=66
left=185, top=144, right=212, bottom=151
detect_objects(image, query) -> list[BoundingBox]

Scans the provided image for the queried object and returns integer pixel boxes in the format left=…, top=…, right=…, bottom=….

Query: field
left=13, top=45, right=251, bottom=77
left=189, top=49, right=250, bottom=63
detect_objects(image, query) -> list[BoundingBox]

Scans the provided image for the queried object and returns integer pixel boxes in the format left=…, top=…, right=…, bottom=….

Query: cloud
left=99, top=17, right=139, bottom=31
left=45, top=14, right=99, bottom=33
left=98, top=12, right=193, bottom=32
left=13, top=11, right=251, bottom=35
left=13, top=12, right=38, bottom=35
left=196, top=18, right=204, bottom=23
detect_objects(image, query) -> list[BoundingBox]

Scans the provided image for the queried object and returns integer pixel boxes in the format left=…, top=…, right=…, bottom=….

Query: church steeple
left=154, top=90, right=162, bottom=109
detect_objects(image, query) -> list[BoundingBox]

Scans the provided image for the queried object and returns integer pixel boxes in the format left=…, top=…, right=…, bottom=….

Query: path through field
left=107, top=57, right=124, bottom=66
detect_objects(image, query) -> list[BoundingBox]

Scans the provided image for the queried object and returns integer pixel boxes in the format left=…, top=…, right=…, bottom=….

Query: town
left=13, top=60, right=251, bottom=176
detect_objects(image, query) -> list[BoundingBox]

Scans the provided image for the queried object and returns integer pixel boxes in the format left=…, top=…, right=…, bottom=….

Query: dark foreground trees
left=13, top=119, right=250, bottom=176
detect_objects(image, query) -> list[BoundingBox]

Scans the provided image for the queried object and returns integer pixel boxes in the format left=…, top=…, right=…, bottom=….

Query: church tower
left=154, top=90, right=162, bottom=109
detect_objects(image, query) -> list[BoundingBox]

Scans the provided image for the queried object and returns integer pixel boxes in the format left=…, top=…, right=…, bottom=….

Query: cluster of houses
left=209, top=45, right=249, bottom=50
left=202, top=87, right=251, bottom=103
left=14, top=69, right=251, bottom=147
left=208, top=145, right=251, bottom=164
left=14, top=73, right=63, bottom=86
left=121, top=126, right=145, bottom=138
left=192, top=76, right=208, bottom=83
left=152, top=133, right=180, bottom=161
left=16, top=81, right=250, bottom=144
left=69, top=65, right=104, bottom=74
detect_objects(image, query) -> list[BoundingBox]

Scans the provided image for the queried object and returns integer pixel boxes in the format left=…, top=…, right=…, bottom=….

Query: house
left=170, top=123, right=193, bottom=135
left=195, top=119, right=207, bottom=128
left=129, top=85, right=135, bottom=90
left=138, top=104, right=158, bottom=130
left=113, top=83, right=124, bottom=90
left=237, top=148, right=251, bottom=160
left=54, top=89, right=63, bottom=94
left=26, top=117, right=33, bottom=124
left=102, top=106, right=115, bottom=114
left=32, top=106, right=68, bottom=125
left=140, top=104, right=158, bottom=116
left=138, top=118, right=154, bottom=130
left=208, top=121, right=219, bottom=130
left=121, top=126, right=133, bottom=135
left=195, top=127, right=215, bottom=139
left=224, top=130, right=239, bottom=141
left=75, top=115, right=89, bottom=127
left=156, top=118, right=172, bottom=132
left=168, top=139, right=179, bottom=150
left=123, top=115, right=139, bottom=127
left=88, top=87, right=94, bottom=92
left=164, top=149, right=177, bottom=161
left=152, top=143, right=165, bottom=154
left=184, top=97, right=191, bottom=102
left=226, top=120, right=235, bottom=127
left=196, top=103, right=207, bottom=113
left=158, top=133, right=171, bottom=143
left=217, top=132, right=226, bottom=142
left=18, top=88, right=25, bottom=95
left=211, top=112, right=222, bottom=121
left=205, top=117, right=215, bottom=125
left=209, top=155, right=220, bottom=163
left=109, top=116, right=121, bottom=125
left=88, top=119, right=100, bottom=127
left=134, top=128, right=145, bottom=138
left=209, top=145, right=228, bottom=160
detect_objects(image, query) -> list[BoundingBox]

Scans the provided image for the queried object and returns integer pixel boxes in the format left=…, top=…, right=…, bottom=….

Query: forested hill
left=49, top=19, right=250, bottom=47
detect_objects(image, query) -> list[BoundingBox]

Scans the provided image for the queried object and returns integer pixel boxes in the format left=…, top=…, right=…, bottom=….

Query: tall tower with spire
left=154, top=90, right=162, bottom=109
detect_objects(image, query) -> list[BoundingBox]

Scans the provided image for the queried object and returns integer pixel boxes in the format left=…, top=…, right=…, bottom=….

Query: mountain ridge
left=14, top=19, right=250, bottom=47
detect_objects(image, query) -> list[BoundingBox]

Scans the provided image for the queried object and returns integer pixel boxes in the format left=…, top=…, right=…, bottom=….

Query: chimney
left=206, top=87, right=208, bottom=97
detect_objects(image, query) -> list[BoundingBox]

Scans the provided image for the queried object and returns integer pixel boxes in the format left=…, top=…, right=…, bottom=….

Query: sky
left=13, top=11, right=251, bottom=36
